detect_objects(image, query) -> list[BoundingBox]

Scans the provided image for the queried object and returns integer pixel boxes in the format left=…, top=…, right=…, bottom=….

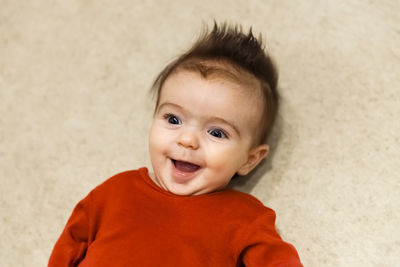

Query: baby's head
left=148, top=23, right=279, bottom=196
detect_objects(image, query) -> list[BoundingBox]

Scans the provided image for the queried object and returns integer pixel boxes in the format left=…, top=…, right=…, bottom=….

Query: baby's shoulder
left=90, top=168, right=143, bottom=195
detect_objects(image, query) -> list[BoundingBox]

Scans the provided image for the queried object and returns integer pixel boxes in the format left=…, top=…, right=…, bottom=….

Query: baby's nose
left=177, top=128, right=199, bottom=150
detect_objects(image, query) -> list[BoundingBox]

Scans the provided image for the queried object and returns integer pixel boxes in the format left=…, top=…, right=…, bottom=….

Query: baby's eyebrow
left=157, top=102, right=182, bottom=112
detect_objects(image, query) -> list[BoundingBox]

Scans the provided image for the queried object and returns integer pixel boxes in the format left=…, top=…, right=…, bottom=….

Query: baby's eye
left=164, top=113, right=181, bottom=125
left=208, top=128, right=228, bottom=139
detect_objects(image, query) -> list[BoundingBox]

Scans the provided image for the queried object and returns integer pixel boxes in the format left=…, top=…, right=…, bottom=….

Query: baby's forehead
left=166, top=69, right=264, bottom=116
left=167, top=60, right=265, bottom=112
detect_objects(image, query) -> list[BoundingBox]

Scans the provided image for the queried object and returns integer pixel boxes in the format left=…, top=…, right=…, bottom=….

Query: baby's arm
left=48, top=194, right=91, bottom=266
left=235, top=211, right=303, bottom=267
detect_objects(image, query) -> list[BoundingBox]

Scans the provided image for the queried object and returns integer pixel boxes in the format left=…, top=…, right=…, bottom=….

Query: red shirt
left=49, top=168, right=302, bottom=266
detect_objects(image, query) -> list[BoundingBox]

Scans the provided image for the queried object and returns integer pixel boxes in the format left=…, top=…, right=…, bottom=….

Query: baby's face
left=149, top=70, right=268, bottom=196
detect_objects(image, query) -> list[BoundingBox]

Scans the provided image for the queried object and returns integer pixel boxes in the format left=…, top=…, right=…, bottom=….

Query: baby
left=49, top=23, right=303, bottom=266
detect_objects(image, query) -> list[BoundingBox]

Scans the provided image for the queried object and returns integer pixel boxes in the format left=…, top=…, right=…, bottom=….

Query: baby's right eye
left=164, top=113, right=182, bottom=125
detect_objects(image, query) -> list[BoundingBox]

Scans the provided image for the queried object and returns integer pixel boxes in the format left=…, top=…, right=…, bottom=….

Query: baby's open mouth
left=172, top=159, right=201, bottom=172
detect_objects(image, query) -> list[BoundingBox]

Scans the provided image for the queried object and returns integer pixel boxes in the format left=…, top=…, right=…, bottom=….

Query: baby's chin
left=165, top=181, right=206, bottom=196
left=151, top=165, right=230, bottom=196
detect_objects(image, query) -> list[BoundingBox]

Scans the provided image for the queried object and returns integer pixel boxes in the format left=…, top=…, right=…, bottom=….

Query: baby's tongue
left=174, top=160, right=200, bottom=172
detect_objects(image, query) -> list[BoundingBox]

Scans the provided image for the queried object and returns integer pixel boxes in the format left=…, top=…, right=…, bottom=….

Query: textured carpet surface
left=1, top=1, right=399, bottom=266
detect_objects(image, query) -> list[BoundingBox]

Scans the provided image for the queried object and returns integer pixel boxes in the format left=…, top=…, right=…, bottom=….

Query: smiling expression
left=148, top=69, right=269, bottom=196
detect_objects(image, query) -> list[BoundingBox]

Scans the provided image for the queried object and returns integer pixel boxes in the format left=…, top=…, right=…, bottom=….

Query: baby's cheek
left=206, top=147, right=234, bottom=167
left=149, top=125, right=165, bottom=144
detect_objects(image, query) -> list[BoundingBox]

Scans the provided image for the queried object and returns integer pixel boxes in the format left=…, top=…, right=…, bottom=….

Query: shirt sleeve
left=48, top=193, right=92, bottom=267
left=235, top=211, right=303, bottom=267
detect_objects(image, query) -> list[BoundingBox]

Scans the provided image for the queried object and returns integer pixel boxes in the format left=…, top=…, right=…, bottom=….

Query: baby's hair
left=151, top=22, right=279, bottom=145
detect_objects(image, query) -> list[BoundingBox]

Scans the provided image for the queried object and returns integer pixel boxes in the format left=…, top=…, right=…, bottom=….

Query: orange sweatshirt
left=49, top=168, right=302, bottom=266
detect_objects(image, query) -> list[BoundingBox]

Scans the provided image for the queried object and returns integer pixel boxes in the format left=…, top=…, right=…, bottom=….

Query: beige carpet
left=1, top=0, right=399, bottom=266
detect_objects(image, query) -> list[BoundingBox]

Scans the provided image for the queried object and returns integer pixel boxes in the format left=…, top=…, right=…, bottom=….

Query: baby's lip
left=171, top=159, right=201, bottom=172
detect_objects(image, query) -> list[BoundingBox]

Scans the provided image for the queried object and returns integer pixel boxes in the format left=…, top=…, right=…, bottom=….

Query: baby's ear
left=237, top=144, right=269, bottom=176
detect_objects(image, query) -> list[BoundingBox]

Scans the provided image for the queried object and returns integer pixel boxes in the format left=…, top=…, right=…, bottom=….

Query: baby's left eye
left=208, top=128, right=228, bottom=139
